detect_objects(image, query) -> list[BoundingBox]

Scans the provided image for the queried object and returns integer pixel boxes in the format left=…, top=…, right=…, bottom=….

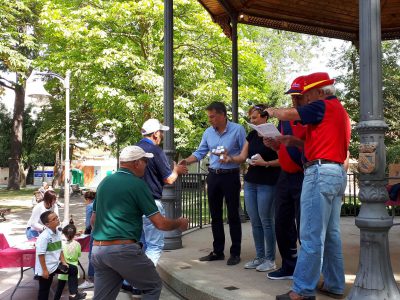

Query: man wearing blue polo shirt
left=136, top=119, right=188, bottom=265
left=180, top=101, right=246, bottom=266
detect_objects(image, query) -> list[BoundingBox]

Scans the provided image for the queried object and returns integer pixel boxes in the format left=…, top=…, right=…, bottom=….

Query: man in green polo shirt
left=91, top=146, right=189, bottom=300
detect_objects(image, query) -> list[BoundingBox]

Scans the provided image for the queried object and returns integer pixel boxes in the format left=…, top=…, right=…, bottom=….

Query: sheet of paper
left=247, top=122, right=281, bottom=138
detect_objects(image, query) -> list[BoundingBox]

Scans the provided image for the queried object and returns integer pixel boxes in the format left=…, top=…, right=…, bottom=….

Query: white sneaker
left=78, top=280, right=94, bottom=289
left=256, top=260, right=276, bottom=272
left=244, top=257, right=265, bottom=269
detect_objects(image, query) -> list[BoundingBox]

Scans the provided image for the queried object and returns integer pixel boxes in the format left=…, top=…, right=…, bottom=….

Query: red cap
left=285, top=76, right=304, bottom=95
left=301, top=72, right=335, bottom=94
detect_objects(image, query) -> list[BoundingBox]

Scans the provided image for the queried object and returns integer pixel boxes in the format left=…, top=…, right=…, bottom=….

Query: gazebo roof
left=197, top=0, right=400, bottom=41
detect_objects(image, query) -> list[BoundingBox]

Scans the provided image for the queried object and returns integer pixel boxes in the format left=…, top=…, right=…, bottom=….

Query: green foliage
left=0, top=103, right=53, bottom=168
left=0, top=103, right=12, bottom=166
left=22, top=104, right=56, bottom=167
left=387, top=144, right=400, bottom=164
left=32, top=0, right=318, bottom=157
left=0, top=0, right=319, bottom=167
left=0, top=0, right=43, bottom=80
left=329, top=41, right=400, bottom=161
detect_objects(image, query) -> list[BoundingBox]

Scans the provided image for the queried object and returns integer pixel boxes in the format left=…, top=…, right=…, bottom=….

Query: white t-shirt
left=35, top=228, right=62, bottom=276
left=26, top=202, right=59, bottom=231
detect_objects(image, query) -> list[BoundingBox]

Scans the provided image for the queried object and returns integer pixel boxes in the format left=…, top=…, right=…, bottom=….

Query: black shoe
left=199, top=251, right=225, bottom=261
left=131, top=288, right=142, bottom=296
left=267, top=268, right=294, bottom=280
left=121, top=283, right=133, bottom=292
left=69, top=291, right=87, bottom=300
left=276, top=291, right=315, bottom=300
left=226, top=255, right=241, bottom=265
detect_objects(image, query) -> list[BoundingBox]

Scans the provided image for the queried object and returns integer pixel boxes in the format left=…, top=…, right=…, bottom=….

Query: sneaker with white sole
left=267, top=268, right=294, bottom=280
left=78, top=280, right=94, bottom=289
left=244, top=257, right=265, bottom=269
left=256, top=260, right=276, bottom=272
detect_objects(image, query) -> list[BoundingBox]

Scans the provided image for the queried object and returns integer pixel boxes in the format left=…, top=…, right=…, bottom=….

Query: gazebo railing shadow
left=177, top=172, right=365, bottom=231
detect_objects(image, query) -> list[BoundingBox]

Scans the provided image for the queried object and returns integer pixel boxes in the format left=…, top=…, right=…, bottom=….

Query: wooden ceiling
left=197, top=0, right=400, bottom=41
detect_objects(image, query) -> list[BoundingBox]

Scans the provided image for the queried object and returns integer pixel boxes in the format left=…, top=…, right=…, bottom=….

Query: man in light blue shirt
left=180, top=101, right=246, bottom=265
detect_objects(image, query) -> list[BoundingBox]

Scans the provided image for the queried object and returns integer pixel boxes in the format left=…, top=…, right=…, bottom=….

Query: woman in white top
left=26, top=190, right=59, bottom=240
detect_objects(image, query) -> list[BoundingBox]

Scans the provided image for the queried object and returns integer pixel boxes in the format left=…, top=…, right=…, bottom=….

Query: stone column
left=347, top=1, right=400, bottom=298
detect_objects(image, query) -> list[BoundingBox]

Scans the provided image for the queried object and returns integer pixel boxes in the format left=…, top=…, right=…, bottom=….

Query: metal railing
left=175, top=173, right=209, bottom=230
left=176, top=172, right=362, bottom=231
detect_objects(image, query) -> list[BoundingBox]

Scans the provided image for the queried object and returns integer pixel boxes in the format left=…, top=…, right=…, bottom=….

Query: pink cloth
left=0, top=233, right=10, bottom=250
left=0, top=234, right=90, bottom=269
left=0, top=247, right=35, bottom=268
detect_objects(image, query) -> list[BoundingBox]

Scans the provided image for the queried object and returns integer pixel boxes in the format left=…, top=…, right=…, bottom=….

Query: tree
left=0, top=0, right=43, bottom=189
left=0, top=103, right=12, bottom=166
left=35, top=0, right=318, bottom=159
left=329, top=40, right=400, bottom=164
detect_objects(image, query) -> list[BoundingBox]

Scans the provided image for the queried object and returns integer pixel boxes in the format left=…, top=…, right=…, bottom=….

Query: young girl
left=54, top=221, right=86, bottom=300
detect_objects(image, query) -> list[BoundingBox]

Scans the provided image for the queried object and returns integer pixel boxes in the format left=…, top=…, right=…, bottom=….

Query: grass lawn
left=0, top=187, right=38, bottom=210
left=0, top=187, right=37, bottom=200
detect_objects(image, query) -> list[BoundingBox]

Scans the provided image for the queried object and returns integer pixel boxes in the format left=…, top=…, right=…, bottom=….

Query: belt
left=93, top=239, right=136, bottom=246
left=208, top=168, right=240, bottom=175
left=303, top=159, right=342, bottom=169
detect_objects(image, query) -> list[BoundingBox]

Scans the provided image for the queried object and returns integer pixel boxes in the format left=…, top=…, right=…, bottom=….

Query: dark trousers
left=38, top=263, right=78, bottom=300
left=275, top=171, right=303, bottom=273
left=207, top=172, right=242, bottom=256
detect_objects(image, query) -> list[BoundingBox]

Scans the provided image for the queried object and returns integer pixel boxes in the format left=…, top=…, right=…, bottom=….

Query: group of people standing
left=28, top=71, right=350, bottom=300
left=180, top=72, right=350, bottom=300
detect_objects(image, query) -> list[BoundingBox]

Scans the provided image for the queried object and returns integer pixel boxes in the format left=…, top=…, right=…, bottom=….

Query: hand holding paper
left=247, top=122, right=281, bottom=138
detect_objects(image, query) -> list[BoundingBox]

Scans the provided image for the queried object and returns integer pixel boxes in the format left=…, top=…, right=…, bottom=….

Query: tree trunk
left=20, top=164, right=27, bottom=187
left=7, top=84, right=25, bottom=190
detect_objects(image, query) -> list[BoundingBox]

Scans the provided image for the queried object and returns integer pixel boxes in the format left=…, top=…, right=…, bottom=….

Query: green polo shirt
left=92, top=168, right=159, bottom=241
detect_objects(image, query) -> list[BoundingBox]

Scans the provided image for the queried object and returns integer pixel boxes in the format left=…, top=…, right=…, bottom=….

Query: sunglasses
left=252, top=106, right=269, bottom=118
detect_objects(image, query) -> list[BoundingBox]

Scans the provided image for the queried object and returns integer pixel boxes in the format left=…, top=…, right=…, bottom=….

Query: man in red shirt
left=266, top=72, right=350, bottom=300
left=264, top=76, right=307, bottom=281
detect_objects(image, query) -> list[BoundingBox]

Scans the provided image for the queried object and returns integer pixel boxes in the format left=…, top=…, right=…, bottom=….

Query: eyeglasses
left=49, top=216, right=59, bottom=222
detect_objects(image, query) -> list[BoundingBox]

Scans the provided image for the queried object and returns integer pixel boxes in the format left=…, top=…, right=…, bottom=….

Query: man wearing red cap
left=265, top=72, right=350, bottom=300
left=264, top=76, right=307, bottom=281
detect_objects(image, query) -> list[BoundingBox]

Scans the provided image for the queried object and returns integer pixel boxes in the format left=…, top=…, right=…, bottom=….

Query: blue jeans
left=26, top=227, right=40, bottom=240
left=141, top=200, right=165, bottom=266
left=122, top=200, right=165, bottom=289
left=244, top=181, right=276, bottom=261
left=88, top=234, right=94, bottom=278
left=292, top=164, right=347, bottom=296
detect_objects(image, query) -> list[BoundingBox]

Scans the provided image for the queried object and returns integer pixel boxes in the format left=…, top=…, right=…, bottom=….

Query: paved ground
left=1, top=194, right=400, bottom=299
left=157, top=217, right=400, bottom=299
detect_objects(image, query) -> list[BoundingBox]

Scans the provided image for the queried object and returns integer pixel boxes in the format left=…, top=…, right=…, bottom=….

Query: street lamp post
left=27, top=70, right=71, bottom=226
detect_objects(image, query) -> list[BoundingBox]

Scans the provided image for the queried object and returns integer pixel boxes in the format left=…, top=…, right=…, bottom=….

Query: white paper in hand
left=247, top=122, right=281, bottom=138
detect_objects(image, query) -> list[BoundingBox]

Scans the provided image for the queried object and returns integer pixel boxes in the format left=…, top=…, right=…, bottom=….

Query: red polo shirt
left=296, top=96, right=351, bottom=163
left=277, top=121, right=307, bottom=173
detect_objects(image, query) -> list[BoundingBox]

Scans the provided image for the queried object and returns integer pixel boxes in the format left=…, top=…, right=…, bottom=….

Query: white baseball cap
left=141, top=119, right=169, bottom=135
left=119, top=146, right=154, bottom=162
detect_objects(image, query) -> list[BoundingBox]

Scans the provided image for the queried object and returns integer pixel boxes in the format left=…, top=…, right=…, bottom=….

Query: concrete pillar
left=347, top=1, right=400, bottom=298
